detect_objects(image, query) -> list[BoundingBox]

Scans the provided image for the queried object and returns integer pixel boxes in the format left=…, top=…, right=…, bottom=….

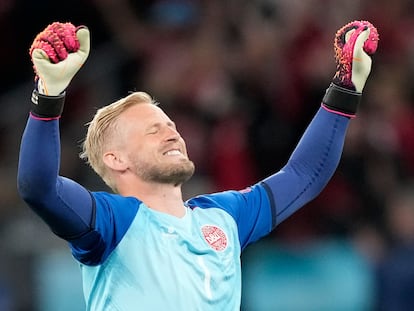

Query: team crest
left=201, top=225, right=228, bottom=251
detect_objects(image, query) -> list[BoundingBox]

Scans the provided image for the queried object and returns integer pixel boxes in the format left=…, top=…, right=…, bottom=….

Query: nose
left=164, top=126, right=181, bottom=142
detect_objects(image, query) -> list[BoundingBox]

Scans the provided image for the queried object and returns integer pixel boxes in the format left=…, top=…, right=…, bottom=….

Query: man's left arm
left=262, top=107, right=348, bottom=226
left=263, top=20, right=379, bottom=227
left=188, top=21, right=379, bottom=250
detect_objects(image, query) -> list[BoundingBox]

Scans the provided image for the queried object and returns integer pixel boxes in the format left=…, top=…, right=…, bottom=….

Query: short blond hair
left=80, top=91, right=156, bottom=191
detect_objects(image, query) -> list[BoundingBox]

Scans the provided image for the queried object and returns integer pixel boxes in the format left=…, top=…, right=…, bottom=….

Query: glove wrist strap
left=322, top=83, right=361, bottom=117
left=31, top=90, right=65, bottom=118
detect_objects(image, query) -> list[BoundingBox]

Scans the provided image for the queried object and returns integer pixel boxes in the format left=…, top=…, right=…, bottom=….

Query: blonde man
left=18, top=21, right=378, bottom=310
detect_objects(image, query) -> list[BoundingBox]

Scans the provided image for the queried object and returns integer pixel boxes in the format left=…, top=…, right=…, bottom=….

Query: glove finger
left=351, top=28, right=372, bottom=92
left=39, top=28, right=68, bottom=62
left=353, top=28, right=370, bottom=58
left=32, top=48, right=49, bottom=61
left=362, top=22, right=379, bottom=55
left=75, top=27, right=91, bottom=61
left=50, top=22, right=80, bottom=52
left=30, top=39, right=60, bottom=63
left=344, top=29, right=355, bottom=43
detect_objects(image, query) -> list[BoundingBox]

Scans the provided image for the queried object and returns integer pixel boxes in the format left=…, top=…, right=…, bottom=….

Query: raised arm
left=262, top=21, right=379, bottom=226
left=17, top=22, right=94, bottom=240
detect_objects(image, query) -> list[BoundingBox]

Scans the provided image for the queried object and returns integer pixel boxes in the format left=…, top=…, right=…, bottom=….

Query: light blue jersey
left=71, top=184, right=273, bottom=310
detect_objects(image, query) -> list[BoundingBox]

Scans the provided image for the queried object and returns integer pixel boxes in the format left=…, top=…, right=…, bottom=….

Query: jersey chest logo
left=201, top=225, right=228, bottom=251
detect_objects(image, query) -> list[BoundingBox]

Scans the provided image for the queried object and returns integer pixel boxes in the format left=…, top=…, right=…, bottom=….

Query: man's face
left=116, top=104, right=195, bottom=186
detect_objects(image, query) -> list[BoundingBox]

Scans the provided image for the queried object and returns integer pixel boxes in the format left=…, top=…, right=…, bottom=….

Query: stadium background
left=1, top=0, right=414, bottom=310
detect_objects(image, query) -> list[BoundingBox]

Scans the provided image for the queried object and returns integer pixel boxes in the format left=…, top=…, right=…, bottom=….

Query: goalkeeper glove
left=322, top=20, right=379, bottom=117
left=29, top=22, right=90, bottom=118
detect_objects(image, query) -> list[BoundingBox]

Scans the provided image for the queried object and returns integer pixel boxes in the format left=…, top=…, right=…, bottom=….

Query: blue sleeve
left=70, top=192, right=139, bottom=265
left=187, top=108, right=350, bottom=250
left=262, top=107, right=350, bottom=226
left=17, top=116, right=95, bottom=239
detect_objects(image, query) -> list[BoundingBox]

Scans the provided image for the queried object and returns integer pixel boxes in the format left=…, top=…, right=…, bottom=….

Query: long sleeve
left=17, top=115, right=94, bottom=239
left=262, top=107, right=350, bottom=227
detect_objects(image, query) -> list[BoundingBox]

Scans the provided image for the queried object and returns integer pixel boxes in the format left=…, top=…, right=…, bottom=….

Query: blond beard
left=132, top=159, right=195, bottom=186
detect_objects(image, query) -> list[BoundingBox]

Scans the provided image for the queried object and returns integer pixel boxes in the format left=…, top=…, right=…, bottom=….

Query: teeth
left=166, top=150, right=181, bottom=156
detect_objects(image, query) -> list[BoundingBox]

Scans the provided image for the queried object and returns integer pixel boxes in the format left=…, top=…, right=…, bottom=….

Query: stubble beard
left=133, top=159, right=195, bottom=186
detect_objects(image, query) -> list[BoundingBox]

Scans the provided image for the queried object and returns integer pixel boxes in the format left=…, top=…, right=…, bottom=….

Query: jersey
left=75, top=185, right=272, bottom=310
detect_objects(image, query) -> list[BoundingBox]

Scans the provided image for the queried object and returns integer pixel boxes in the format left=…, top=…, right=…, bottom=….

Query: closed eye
left=146, top=129, right=158, bottom=135
left=146, top=122, right=177, bottom=135
left=145, top=124, right=160, bottom=135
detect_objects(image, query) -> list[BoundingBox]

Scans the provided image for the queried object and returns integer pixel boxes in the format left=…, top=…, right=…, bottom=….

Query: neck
left=119, top=181, right=186, bottom=218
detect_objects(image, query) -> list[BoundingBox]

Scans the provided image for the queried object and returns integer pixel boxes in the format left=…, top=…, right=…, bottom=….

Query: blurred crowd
left=1, top=0, right=414, bottom=310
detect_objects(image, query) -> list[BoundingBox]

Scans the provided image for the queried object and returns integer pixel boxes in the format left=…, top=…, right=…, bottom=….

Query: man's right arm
left=17, top=22, right=95, bottom=241
left=18, top=113, right=95, bottom=240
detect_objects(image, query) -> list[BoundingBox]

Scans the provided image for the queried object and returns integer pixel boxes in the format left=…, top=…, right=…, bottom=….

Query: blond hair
left=80, top=91, right=156, bottom=191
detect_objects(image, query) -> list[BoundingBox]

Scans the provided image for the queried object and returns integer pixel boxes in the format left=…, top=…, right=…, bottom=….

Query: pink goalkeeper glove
left=323, top=20, right=379, bottom=117
left=333, top=20, right=379, bottom=92
left=30, top=22, right=90, bottom=96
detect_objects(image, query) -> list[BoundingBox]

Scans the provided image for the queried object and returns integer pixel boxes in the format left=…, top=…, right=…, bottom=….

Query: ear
left=103, top=151, right=128, bottom=172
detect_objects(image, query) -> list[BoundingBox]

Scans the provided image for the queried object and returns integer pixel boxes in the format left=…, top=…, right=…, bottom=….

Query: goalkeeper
left=17, top=21, right=378, bottom=310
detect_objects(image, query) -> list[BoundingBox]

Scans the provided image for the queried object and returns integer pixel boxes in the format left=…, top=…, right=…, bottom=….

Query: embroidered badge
left=201, top=225, right=228, bottom=251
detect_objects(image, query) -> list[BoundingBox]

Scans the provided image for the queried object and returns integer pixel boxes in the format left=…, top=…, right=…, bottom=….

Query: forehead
left=120, top=103, right=172, bottom=125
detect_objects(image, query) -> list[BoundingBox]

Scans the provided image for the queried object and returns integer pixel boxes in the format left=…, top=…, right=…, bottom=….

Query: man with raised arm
left=17, top=20, right=378, bottom=310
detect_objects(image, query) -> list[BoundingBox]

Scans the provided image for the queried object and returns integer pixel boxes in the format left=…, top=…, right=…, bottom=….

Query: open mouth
left=164, top=149, right=182, bottom=156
